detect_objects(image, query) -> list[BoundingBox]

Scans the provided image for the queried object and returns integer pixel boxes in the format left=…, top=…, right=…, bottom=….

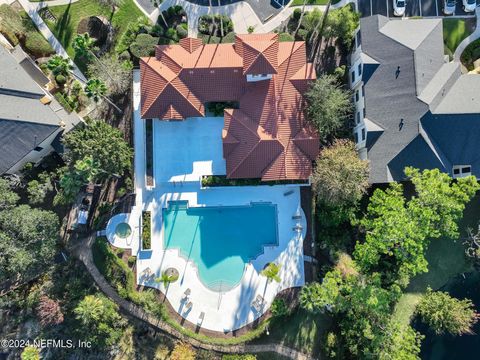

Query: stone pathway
left=454, top=7, right=480, bottom=61
left=18, top=0, right=86, bottom=81
left=70, top=232, right=318, bottom=359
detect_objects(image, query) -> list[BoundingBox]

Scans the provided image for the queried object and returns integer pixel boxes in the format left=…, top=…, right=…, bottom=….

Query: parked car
left=443, top=0, right=456, bottom=14
left=393, top=0, right=406, bottom=16
left=463, top=0, right=476, bottom=12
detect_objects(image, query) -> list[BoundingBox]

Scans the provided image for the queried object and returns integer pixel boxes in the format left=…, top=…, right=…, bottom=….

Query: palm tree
left=47, top=55, right=73, bottom=77
left=84, top=78, right=107, bottom=103
left=74, top=295, right=104, bottom=326
left=294, top=0, right=315, bottom=38
left=261, top=262, right=281, bottom=283
left=72, top=33, right=95, bottom=60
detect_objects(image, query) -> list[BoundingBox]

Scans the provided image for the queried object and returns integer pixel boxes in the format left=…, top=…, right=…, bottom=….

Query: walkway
left=70, top=233, right=317, bottom=360
left=454, top=7, right=480, bottom=61
left=18, top=0, right=86, bottom=81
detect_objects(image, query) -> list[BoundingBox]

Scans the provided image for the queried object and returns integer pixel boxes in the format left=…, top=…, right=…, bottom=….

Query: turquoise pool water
left=162, top=201, right=278, bottom=291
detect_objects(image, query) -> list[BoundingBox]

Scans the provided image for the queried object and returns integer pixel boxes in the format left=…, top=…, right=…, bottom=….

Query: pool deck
left=104, top=71, right=307, bottom=332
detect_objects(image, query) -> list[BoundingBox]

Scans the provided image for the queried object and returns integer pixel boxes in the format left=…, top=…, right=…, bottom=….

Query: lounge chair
left=181, top=288, right=191, bottom=302
left=184, top=301, right=193, bottom=312
left=197, top=312, right=205, bottom=326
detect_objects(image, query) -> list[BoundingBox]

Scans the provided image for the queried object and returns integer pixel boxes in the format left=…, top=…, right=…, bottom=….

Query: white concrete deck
left=105, top=70, right=306, bottom=332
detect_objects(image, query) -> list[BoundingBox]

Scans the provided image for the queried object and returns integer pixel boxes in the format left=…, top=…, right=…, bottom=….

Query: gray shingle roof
left=359, top=15, right=480, bottom=183
left=0, top=45, right=81, bottom=174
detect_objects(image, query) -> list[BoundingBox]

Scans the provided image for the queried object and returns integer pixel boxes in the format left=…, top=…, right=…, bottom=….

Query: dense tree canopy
left=87, top=55, right=132, bottom=96
left=324, top=5, right=360, bottom=49
left=354, top=167, right=479, bottom=286
left=311, top=139, right=369, bottom=209
left=305, top=75, right=353, bottom=143
left=417, top=289, right=479, bottom=336
left=62, top=118, right=132, bottom=180
left=0, top=187, right=59, bottom=283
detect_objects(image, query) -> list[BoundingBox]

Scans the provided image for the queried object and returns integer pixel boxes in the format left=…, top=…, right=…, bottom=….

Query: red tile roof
left=139, top=34, right=319, bottom=180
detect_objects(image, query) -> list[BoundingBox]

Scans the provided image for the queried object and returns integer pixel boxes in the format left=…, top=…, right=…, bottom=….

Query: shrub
left=36, top=295, right=64, bottom=327
left=170, top=343, right=196, bottom=360
left=127, top=256, right=136, bottom=267
left=270, top=298, right=289, bottom=317
left=198, top=14, right=233, bottom=37
left=278, top=32, right=294, bottom=42
left=119, top=50, right=131, bottom=61
left=142, top=211, right=151, bottom=249
left=55, top=74, right=66, bottom=85
left=165, top=27, right=177, bottom=40
left=115, top=16, right=150, bottom=54
left=176, top=24, right=187, bottom=38
left=297, top=28, right=309, bottom=41
left=129, top=33, right=158, bottom=59
left=150, top=24, right=164, bottom=36
left=222, top=355, right=256, bottom=360
left=24, top=31, right=54, bottom=57
left=461, top=38, right=480, bottom=71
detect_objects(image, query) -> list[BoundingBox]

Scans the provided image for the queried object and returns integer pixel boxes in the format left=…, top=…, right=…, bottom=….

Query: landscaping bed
left=0, top=5, right=54, bottom=58
left=197, top=14, right=235, bottom=44
left=461, top=38, right=480, bottom=71
left=443, top=18, right=475, bottom=59
left=141, top=211, right=151, bottom=250
left=201, top=175, right=308, bottom=188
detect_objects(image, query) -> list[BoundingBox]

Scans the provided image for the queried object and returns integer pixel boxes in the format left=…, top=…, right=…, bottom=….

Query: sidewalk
left=454, top=7, right=480, bottom=61
left=17, top=0, right=86, bottom=81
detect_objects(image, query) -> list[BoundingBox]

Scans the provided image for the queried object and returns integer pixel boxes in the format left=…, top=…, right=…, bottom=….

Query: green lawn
left=393, top=194, right=480, bottom=325
left=45, top=0, right=145, bottom=58
left=253, top=309, right=332, bottom=357
left=443, top=18, right=474, bottom=55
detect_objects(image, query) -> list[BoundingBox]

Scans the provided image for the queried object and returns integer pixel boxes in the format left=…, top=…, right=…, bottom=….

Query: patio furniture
left=197, top=312, right=205, bottom=326
left=293, top=223, right=303, bottom=232
left=184, top=301, right=193, bottom=312
left=251, top=295, right=265, bottom=312
left=283, top=189, right=294, bottom=196
left=292, top=207, right=302, bottom=220
left=181, top=288, right=191, bottom=302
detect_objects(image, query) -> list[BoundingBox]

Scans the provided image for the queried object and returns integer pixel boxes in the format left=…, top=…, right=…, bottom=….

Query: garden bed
left=461, top=38, right=480, bottom=71
left=197, top=14, right=234, bottom=44
left=141, top=211, right=151, bottom=250
left=443, top=18, right=475, bottom=59
left=201, top=175, right=308, bottom=188
left=145, top=118, right=154, bottom=186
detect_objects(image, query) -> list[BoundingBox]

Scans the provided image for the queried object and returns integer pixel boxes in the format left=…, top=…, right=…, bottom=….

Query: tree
left=378, top=322, right=423, bottom=360
left=270, top=298, right=289, bottom=317
left=74, top=294, right=125, bottom=348
left=294, top=0, right=316, bottom=38
left=27, top=173, right=53, bottom=205
left=62, top=118, right=132, bottom=180
left=260, top=262, right=281, bottom=283
left=311, top=139, right=369, bottom=209
left=0, top=178, right=19, bottom=210
left=37, top=295, right=64, bottom=327
left=170, top=343, right=196, bottom=360
left=21, top=346, right=40, bottom=360
left=87, top=55, right=132, bottom=96
left=72, top=33, right=95, bottom=60
left=323, top=5, right=360, bottom=49
left=354, top=168, right=479, bottom=286
left=0, top=205, right=59, bottom=283
left=305, top=75, right=353, bottom=143
left=46, top=55, right=73, bottom=77
left=84, top=78, right=107, bottom=103
left=300, top=270, right=343, bottom=313
left=155, top=270, right=179, bottom=288
left=416, top=289, right=480, bottom=336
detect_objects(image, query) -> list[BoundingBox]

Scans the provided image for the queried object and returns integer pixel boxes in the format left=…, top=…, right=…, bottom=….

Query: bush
left=54, top=92, right=73, bottom=113
left=278, top=32, right=294, bottom=42
left=127, top=256, right=136, bottom=267
left=130, top=33, right=158, bottom=59
left=198, top=14, right=234, bottom=37
left=222, top=355, right=256, bottom=360
left=165, top=27, right=178, bottom=40
left=55, top=74, right=66, bottom=85
left=176, top=24, right=187, bottom=39
left=270, top=298, right=289, bottom=317
left=0, top=4, right=24, bottom=45
left=297, top=28, right=309, bottom=41
left=461, top=38, right=480, bottom=71
left=115, top=16, right=150, bottom=54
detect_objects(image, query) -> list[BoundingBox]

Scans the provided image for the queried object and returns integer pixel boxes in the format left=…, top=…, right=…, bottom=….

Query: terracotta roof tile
left=140, top=35, right=319, bottom=180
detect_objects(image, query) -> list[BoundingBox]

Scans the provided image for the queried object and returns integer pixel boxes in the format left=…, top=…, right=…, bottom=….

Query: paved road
left=357, top=0, right=480, bottom=17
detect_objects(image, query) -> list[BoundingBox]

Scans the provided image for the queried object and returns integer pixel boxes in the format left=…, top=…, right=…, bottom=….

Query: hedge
left=142, top=211, right=151, bottom=250
left=129, top=33, right=158, bottom=59
left=24, top=31, right=54, bottom=57
left=201, top=175, right=308, bottom=187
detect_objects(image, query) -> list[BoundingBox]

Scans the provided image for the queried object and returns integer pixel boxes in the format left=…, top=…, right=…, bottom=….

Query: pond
left=417, top=271, right=480, bottom=360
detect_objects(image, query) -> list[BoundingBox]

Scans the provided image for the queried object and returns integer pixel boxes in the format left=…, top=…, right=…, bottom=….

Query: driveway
left=357, top=0, right=480, bottom=17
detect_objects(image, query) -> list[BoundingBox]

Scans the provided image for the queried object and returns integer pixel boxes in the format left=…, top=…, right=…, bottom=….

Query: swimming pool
left=162, top=201, right=278, bottom=291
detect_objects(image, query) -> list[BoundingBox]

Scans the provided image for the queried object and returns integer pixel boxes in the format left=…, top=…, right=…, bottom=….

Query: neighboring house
left=140, top=34, right=319, bottom=181
left=350, top=15, right=480, bottom=183
left=0, top=45, right=81, bottom=175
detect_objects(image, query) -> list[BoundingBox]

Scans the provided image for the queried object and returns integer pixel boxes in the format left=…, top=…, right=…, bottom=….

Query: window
left=357, top=112, right=361, bottom=124
left=34, top=146, right=43, bottom=152
left=452, top=165, right=472, bottom=178
left=358, top=64, right=362, bottom=76
left=351, top=71, right=355, bottom=83
left=361, top=128, right=366, bottom=141
left=362, top=84, right=365, bottom=97
left=354, top=132, right=359, bottom=143
left=355, top=90, right=359, bottom=102
left=356, top=31, right=361, bottom=48
left=363, top=108, right=366, bottom=119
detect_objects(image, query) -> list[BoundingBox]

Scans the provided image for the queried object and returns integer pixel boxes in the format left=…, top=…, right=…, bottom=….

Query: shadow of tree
left=54, top=3, right=74, bottom=49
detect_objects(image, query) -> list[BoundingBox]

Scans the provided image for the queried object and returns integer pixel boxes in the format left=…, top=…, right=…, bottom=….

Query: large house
left=140, top=34, right=319, bottom=181
left=0, top=45, right=80, bottom=175
left=350, top=15, right=480, bottom=183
